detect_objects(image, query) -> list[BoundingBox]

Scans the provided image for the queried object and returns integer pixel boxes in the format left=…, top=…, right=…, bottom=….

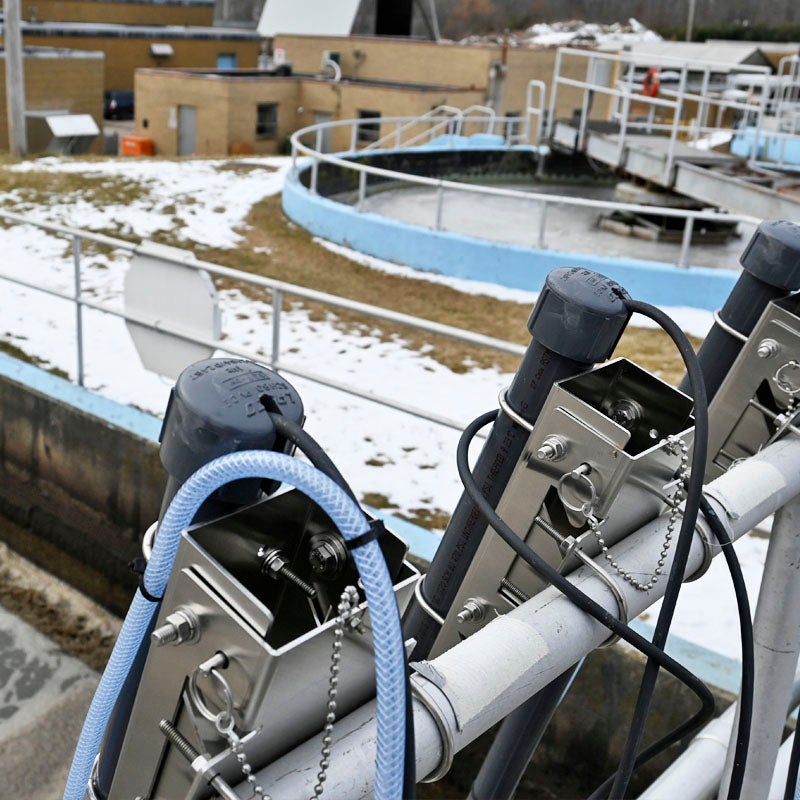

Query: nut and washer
left=757, top=338, right=780, bottom=359
left=152, top=606, right=200, bottom=647
left=536, top=435, right=568, bottom=462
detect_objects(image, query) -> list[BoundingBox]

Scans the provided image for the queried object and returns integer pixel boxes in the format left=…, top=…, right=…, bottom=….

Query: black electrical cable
left=587, top=494, right=754, bottom=800
left=784, top=716, right=800, bottom=800
left=262, top=402, right=359, bottom=504
left=261, top=399, right=416, bottom=799
left=604, top=298, right=709, bottom=799
left=456, top=409, right=716, bottom=761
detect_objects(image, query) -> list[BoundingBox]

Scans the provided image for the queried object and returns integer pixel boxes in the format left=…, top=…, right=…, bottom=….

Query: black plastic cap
left=159, top=358, right=304, bottom=505
left=527, top=267, right=631, bottom=363
left=739, top=220, right=800, bottom=291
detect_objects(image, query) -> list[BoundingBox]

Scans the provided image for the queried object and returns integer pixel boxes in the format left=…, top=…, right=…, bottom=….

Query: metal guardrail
left=290, top=113, right=761, bottom=270
left=549, top=47, right=800, bottom=179
left=0, top=208, right=524, bottom=432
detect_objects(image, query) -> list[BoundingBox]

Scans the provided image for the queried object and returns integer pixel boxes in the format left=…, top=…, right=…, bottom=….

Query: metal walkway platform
left=553, top=120, right=800, bottom=220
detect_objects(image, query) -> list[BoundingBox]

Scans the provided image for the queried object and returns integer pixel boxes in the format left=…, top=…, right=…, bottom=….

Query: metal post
left=315, top=126, right=323, bottom=154
left=468, top=664, right=580, bottom=800
left=434, top=182, right=444, bottom=231
left=718, top=493, right=800, bottom=799
left=665, top=66, right=688, bottom=185
left=546, top=48, right=561, bottom=140
left=678, top=215, right=695, bottom=268
left=697, top=67, right=711, bottom=145
left=749, top=85, right=768, bottom=170
left=4, top=0, right=27, bottom=157
left=271, top=288, right=282, bottom=368
left=291, top=143, right=297, bottom=175
left=310, top=160, right=319, bottom=194
left=577, top=57, right=593, bottom=149
left=537, top=199, right=548, bottom=248
left=72, top=235, right=85, bottom=386
left=349, top=123, right=358, bottom=152
left=357, top=170, right=367, bottom=212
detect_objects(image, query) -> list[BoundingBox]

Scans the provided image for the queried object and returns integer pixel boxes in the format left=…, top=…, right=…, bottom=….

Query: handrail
left=291, top=115, right=759, bottom=223
left=363, top=104, right=462, bottom=152
left=549, top=46, right=798, bottom=178
left=290, top=110, right=762, bottom=270
left=0, top=209, right=524, bottom=434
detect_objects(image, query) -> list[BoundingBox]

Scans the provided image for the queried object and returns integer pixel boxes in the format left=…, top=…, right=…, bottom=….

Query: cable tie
left=129, top=555, right=164, bottom=603
left=347, top=519, right=386, bottom=551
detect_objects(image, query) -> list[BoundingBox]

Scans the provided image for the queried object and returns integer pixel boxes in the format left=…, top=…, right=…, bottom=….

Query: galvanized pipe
left=718, top=493, right=800, bottom=800
left=248, top=437, right=800, bottom=799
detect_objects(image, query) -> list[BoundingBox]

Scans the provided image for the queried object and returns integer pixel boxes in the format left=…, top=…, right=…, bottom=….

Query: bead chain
left=215, top=718, right=269, bottom=799
left=311, top=585, right=359, bottom=799
left=589, top=436, right=689, bottom=592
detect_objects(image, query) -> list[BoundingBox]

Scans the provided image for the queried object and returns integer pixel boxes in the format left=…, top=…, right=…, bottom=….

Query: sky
left=0, top=153, right=768, bottom=661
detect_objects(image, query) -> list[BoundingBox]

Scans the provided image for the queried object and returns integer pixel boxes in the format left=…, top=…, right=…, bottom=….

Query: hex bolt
left=757, top=338, right=780, bottom=359
left=457, top=598, right=487, bottom=624
left=536, top=435, right=568, bottom=462
left=608, top=398, right=642, bottom=430
left=151, top=606, right=200, bottom=647
left=258, top=546, right=317, bottom=599
left=308, top=532, right=348, bottom=578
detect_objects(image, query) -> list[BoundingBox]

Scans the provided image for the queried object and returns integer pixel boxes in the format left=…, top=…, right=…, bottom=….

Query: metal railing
left=548, top=47, right=800, bottom=179
left=0, top=209, right=524, bottom=432
left=291, top=114, right=761, bottom=270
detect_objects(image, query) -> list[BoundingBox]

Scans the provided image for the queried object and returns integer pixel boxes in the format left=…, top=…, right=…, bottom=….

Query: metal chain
left=311, top=585, right=360, bottom=799
left=214, top=713, right=269, bottom=800
left=589, top=436, right=689, bottom=592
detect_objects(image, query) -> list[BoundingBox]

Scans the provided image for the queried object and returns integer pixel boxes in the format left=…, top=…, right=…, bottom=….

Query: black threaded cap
left=527, top=267, right=631, bottom=363
left=739, top=220, right=800, bottom=291
left=159, top=358, right=304, bottom=505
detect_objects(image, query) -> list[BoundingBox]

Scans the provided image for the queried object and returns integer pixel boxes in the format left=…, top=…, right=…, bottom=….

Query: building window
left=217, top=53, right=237, bottom=69
left=256, top=102, right=278, bottom=138
left=357, top=110, right=381, bottom=144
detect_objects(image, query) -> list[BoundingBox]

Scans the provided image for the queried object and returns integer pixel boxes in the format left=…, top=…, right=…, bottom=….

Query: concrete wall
left=282, top=152, right=740, bottom=311
left=23, top=0, right=214, bottom=26
left=0, top=354, right=164, bottom=614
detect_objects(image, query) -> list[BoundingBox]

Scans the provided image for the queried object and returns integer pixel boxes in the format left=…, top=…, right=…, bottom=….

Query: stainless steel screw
left=757, top=338, right=779, bottom=359
left=258, top=547, right=317, bottom=598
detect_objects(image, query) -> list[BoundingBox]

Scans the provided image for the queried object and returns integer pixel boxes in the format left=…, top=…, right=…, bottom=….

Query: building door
left=313, top=111, right=333, bottom=152
left=178, top=105, right=197, bottom=155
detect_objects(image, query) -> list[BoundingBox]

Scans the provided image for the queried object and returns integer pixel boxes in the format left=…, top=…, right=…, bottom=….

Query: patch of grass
left=0, top=169, right=149, bottom=210
left=397, top=507, right=451, bottom=531
left=0, top=339, right=69, bottom=379
left=201, top=195, right=696, bottom=379
left=361, top=492, right=399, bottom=509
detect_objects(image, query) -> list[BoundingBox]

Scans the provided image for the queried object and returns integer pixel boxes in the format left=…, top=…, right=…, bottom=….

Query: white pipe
left=768, top=731, right=795, bottom=799
left=640, top=665, right=800, bottom=800
left=719, top=494, right=800, bottom=800
left=247, top=437, right=800, bottom=798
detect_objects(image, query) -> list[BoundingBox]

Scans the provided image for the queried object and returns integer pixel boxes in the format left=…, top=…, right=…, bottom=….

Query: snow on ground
left=0, top=155, right=766, bottom=660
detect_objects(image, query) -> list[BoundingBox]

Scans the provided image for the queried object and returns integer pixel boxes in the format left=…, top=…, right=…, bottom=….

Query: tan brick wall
left=24, top=0, right=214, bottom=26
left=275, top=34, right=495, bottom=93
left=12, top=33, right=259, bottom=90
left=136, top=69, right=486, bottom=156
left=135, top=69, right=230, bottom=154
left=0, top=54, right=104, bottom=152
